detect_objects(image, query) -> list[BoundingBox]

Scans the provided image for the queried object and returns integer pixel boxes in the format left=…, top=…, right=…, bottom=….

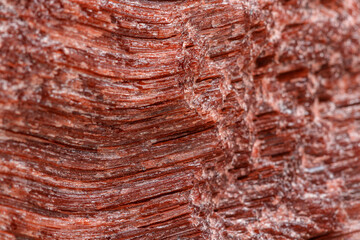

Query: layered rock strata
left=1, top=0, right=360, bottom=239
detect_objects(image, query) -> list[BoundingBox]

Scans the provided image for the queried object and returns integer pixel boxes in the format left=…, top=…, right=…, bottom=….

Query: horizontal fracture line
left=138, top=212, right=190, bottom=228
left=56, top=62, right=181, bottom=81
left=152, top=124, right=215, bottom=145
left=101, top=186, right=192, bottom=211
left=100, top=2, right=177, bottom=23
left=0, top=195, right=69, bottom=218
left=49, top=14, right=180, bottom=41
left=0, top=128, right=97, bottom=151
left=0, top=162, right=199, bottom=190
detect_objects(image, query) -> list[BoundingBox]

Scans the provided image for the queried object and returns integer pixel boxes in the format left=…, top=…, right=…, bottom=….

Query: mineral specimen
left=0, top=0, right=360, bottom=239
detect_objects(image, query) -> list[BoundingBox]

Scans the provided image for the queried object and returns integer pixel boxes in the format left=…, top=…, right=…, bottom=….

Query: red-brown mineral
left=1, top=0, right=360, bottom=239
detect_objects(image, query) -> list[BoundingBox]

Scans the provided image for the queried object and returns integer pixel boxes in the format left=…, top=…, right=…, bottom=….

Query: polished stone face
left=0, top=0, right=360, bottom=239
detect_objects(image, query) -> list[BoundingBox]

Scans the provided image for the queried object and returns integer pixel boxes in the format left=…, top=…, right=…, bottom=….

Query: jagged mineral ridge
left=0, top=0, right=360, bottom=239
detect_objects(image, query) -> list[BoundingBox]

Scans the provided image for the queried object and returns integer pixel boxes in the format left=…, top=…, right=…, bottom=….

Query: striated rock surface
left=1, top=0, right=360, bottom=239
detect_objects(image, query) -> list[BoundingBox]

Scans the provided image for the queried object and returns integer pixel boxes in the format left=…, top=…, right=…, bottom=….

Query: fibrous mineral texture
left=1, top=0, right=360, bottom=239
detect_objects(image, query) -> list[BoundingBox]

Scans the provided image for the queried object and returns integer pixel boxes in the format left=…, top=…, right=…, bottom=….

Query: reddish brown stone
left=0, top=0, right=360, bottom=239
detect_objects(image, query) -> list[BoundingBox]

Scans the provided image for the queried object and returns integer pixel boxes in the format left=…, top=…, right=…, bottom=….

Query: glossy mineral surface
left=1, top=0, right=360, bottom=239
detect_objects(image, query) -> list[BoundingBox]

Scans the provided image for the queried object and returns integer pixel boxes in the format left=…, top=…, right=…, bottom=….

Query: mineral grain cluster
left=1, top=0, right=360, bottom=239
